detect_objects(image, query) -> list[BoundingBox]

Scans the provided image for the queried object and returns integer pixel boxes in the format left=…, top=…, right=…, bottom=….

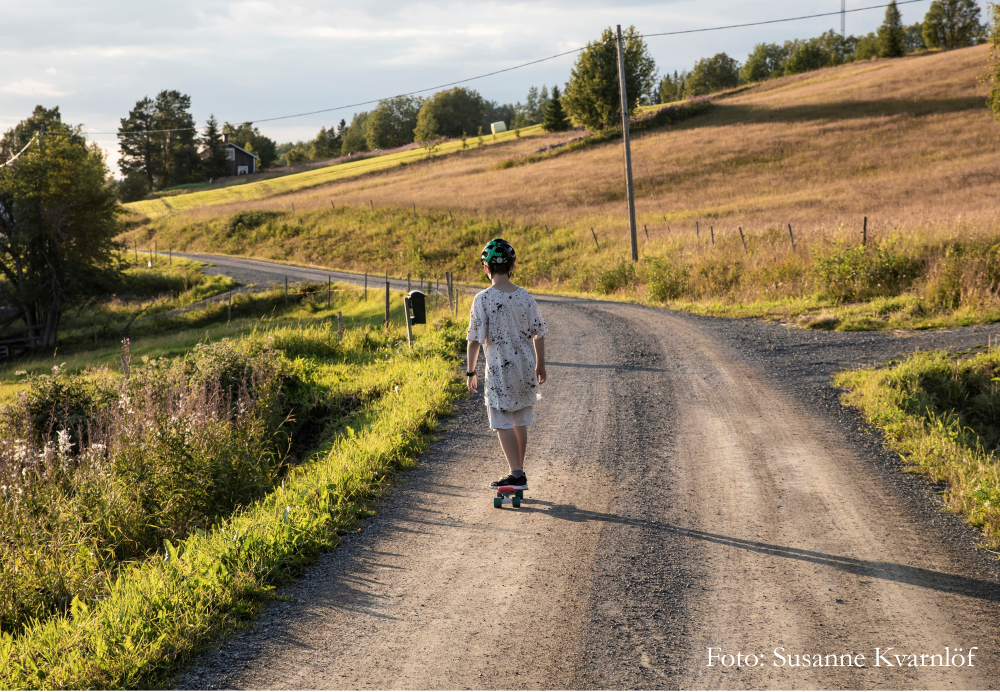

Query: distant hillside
left=126, top=45, right=1000, bottom=331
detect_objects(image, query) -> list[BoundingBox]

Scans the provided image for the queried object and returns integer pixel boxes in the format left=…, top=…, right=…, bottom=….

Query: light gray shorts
left=488, top=405, right=534, bottom=429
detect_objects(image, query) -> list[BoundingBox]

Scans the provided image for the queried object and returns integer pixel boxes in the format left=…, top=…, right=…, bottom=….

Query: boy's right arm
left=466, top=340, right=481, bottom=392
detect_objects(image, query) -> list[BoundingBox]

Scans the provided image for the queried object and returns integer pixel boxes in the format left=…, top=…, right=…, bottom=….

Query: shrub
left=693, top=256, right=743, bottom=296
left=225, top=210, right=283, bottom=238
left=925, top=241, right=1000, bottom=309
left=813, top=236, right=922, bottom=302
left=596, top=257, right=636, bottom=294
left=645, top=258, right=690, bottom=302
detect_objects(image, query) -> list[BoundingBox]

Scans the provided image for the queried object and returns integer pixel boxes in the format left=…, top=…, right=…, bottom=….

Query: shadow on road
left=518, top=499, right=1000, bottom=603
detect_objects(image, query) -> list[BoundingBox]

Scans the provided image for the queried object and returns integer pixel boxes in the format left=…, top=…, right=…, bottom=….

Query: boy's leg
left=514, top=425, right=528, bottom=467
left=495, top=428, right=523, bottom=473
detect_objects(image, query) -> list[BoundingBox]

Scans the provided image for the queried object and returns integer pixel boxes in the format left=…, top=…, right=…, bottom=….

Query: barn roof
left=224, top=141, right=260, bottom=160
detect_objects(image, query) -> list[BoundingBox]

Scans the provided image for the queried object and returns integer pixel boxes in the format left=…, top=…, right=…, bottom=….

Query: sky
left=0, top=0, right=956, bottom=175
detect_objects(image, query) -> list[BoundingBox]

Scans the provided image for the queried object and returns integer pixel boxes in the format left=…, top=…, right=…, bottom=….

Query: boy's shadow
left=517, top=499, right=1000, bottom=604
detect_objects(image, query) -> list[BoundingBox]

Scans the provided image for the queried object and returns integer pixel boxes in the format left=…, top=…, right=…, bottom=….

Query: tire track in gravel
left=169, top=254, right=1000, bottom=690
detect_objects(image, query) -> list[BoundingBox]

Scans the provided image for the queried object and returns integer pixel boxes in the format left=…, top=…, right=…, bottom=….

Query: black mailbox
left=407, top=291, right=427, bottom=325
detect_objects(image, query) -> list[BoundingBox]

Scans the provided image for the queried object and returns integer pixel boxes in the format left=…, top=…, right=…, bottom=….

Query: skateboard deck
left=493, top=485, right=524, bottom=508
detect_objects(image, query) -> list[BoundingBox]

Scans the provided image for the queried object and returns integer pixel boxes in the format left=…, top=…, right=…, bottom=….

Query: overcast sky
left=0, top=0, right=951, bottom=175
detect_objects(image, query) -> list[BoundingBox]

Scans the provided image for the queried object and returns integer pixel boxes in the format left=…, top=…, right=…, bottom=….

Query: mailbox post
left=404, top=291, right=427, bottom=349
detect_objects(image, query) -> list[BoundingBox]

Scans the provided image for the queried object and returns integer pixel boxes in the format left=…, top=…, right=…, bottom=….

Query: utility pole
left=841, top=0, right=846, bottom=37
left=616, top=24, right=638, bottom=262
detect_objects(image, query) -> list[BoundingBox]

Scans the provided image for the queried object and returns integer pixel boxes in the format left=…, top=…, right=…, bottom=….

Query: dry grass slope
left=127, top=46, right=1000, bottom=328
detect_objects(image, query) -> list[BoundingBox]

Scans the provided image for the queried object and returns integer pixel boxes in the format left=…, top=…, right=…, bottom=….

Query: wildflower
left=51, top=365, right=60, bottom=374
left=57, top=429, right=74, bottom=458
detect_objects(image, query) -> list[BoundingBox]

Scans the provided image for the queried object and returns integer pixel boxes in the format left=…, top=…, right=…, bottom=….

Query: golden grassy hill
left=130, top=45, right=1000, bottom=330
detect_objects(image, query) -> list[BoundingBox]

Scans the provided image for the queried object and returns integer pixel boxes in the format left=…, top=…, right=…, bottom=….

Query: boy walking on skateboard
left=466, top=238, right=548, bottom=491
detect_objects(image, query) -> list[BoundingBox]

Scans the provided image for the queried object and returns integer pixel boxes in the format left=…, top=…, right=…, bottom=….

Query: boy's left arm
left=534, top=336, right=546, bottom=384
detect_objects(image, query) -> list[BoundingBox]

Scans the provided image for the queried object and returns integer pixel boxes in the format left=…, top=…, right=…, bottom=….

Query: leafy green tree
left=285, top=147, right=310, bottom=165
left=854, top=32, right=880, bottom=60
left=366, top=96, right=422, bottom=150
left=542, top=85, right=572, bottom=131
left=0, top=110, right=121, bottom=348
left=784, top=40, right=826, bottom=74
left=923, top=0, right=984, bottom=49
left=740, top=43, right=789, bottom=82
left=482, top=100, right=516, bottom=132
left=310, top=126, right=342, bottom=160
left=117, top=97, right=158, bottom=193
left=684, top=53, right=740, bottom=97
left=877, top=0, right=907, bottom=58
left=341, top=112, right=370, bottom=155
left=563, top=26, right=657, bottom=131
left=538, top=85, right=551, bottom=119
left=223, top=122, right=278, bottom=169
left=904, top=23, right=928, bottom=51
left=656, top=71, right=688, bottom=102
left=200, top=114, right=228, bottom=180
left=816, top=30, right=857, bottom=65
left=117, top=172, right=149, bottom=202
left=414, top=88, right=486, bottom=140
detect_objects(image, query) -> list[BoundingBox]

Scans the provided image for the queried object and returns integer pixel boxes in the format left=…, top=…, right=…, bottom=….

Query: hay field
left=128, top=45, right=1000, bottom=329
left=167, top=45, right=994, bottom=247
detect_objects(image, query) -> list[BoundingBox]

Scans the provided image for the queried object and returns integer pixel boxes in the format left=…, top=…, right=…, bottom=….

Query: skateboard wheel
left=493, top=497, right=502, bottom=509
left=514, top=490, right=523, bottom=499
left=512, top=497, right=521, bottom=508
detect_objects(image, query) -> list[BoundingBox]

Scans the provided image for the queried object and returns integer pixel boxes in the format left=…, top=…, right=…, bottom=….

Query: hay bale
left=490, top=121, right=507, bottom=135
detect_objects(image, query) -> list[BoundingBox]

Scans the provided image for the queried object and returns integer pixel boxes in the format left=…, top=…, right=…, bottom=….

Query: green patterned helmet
left=481, top=238, right=515, bottom=266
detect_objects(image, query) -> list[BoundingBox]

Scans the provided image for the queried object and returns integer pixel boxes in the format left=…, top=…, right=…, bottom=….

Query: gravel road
left=172, top=254, right=1000, bottom=690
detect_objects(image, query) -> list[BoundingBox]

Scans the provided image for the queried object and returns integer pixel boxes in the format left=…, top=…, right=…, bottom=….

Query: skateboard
left=493, top=485, right=524, bottom=508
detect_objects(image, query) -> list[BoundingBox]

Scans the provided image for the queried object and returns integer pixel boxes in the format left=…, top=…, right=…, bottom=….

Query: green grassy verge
left=835, top=347, right=1000, bottom=548
left=0, top=287, right=467, bottom=688
left=128, top=199, right=1000, bottom=333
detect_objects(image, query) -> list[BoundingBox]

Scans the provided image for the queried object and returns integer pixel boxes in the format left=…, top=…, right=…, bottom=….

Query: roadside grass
left=124, top=199, right=1000, bottom=331
left=835, top=346, right=1000, bottom=548
left=0, top=280, right=445, bottom=392
left=0, top=286, right=467, bottom=688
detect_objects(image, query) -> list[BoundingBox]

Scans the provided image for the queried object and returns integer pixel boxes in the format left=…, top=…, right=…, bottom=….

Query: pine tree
left=118, top=97, right=158, bottom=192
left=200, top=114, right=227, bottom=180
left=542, top=85, right=572, bottom=132
left=877, top=0, right=907, bottom=58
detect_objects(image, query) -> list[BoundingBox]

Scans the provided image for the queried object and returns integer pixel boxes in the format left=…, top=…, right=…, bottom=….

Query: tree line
left=656, top=0, right=986, bottom=102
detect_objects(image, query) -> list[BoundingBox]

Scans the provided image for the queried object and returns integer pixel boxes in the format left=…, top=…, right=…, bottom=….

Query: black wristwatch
left=466, top=371, right=475, bottom=377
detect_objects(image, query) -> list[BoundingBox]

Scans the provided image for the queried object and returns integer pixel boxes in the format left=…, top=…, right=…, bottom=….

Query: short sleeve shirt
left=467, top=286, right=548, bottom=412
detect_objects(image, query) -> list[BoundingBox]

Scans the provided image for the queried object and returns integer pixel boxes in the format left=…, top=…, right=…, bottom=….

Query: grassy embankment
left=836, top=344, right=1000, bottom=547
left=0, top=280, right=467, bottom=688
left=124, top=45, right=1000, bottom=330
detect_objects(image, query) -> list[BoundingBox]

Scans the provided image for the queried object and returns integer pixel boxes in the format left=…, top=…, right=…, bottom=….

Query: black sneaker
left=490, top=473, right=528, bottom=491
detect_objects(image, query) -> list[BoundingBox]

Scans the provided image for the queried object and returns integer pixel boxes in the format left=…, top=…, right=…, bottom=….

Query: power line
left=640, top=0, right=928, bottom=38
left=81, top=0, right=928, bottom=137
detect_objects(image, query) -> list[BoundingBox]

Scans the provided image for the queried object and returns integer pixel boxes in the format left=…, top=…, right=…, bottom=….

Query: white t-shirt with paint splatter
left=467, top=286, right=548, bottom=412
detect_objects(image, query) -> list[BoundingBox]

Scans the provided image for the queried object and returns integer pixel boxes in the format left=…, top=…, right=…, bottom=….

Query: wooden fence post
left=337, top=311, right=343, bottom=339
left=787, top=224, right=796, bottom=252
left=404, top=296, right=413, bottom=348
left=863, top=216, right=868, bottom=247
left=591, top=227, right=599, bottom=250
left=738, top=227, right=748, bottom=255
left=449, top=210, right=455, bottom=227
left=696, top=221, right=700, bottom=240
left=384, top=272, right=390, bottom=327
left=545, top=224, right=551, bottom=239
left=644, top=224, right=649, bottom=242
left=710, top=226, right=715, bottom=246
left=370, top=199, right=374, bottom=211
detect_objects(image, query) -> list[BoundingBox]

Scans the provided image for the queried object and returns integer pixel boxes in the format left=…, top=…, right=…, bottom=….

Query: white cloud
left=1, top=79, right=69, bottom=97
left=45, top=67, right=56, bottom=74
